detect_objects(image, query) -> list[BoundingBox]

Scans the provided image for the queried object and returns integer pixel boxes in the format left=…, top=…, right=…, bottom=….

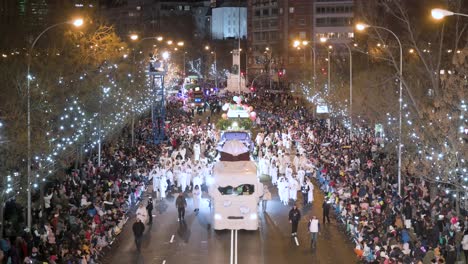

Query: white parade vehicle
left=208, top=139, right=262, bottom=231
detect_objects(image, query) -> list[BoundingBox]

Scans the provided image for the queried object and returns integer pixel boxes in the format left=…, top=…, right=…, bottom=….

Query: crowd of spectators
left=246, top=91, right=468, bottom=264
left=1, top=89, right=467, bottom=264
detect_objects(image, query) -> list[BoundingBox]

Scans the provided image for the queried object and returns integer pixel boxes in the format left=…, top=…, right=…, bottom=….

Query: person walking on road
left=301, top=181, right=310, bottom=207
left=192, top=185, right=202, bottom=213
left=132, top=218, right=145, bottom=252
left=176, top=192, right=187, bottom=221
left=322, top=200, right=331, bottom=224
left=308, top=215, right=320, bottom=250
left=261, top=185, right=272, bottom=212
left=146, top=198, right=154, bottom=225
left=288, top=204, right=301, bottom=236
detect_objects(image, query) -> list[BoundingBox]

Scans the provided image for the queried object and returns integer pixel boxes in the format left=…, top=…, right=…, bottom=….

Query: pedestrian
left=146, top=198, right=154, bottom=225
left=288, top=204, right=301, bottom=236
left=261, top=185, right=272, bottom=212
left=136, top=203, right=149, bottom=224
left=322, top=200, right=331, bottom=224
left=301, top=181, right=310, bottom=207
left=308, top=215, right=320, bottom=249
left=175, top=192, right=187, bottom=221
left=192, top=185, right=201, bottom=212
left=132, top=218, right=145, bottom=252
left=462, top=229, right=468, bottom=264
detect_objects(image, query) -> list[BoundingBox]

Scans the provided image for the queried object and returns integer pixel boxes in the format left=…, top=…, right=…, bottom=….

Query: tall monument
left=225, top=49, right=248, bottom=93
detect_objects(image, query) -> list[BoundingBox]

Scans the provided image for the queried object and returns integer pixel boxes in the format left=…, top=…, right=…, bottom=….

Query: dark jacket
left=146, top=201, right=153, bottom=212
left=289, top=208, right=301, bottom=222
left=132, top=221, right=145, bottom=237
left=176, top=195, right=187, bottom=208
left=322, top=201, right=330, bottom=214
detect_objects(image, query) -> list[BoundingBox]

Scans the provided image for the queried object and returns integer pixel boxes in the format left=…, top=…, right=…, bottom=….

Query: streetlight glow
left=302, top=40, right=309, bottom=46
left=130, top=34, right=139, bottom=41
left=156, top=36, right=163, bottom=41
left=177, top=41, right=184, bottom=47
left=293, top=40, right=300, bottom=47
left=431, top=8, right=454, bottom=20
left=205, top=45, right=210, bottom=50
left=72, top=18, right=84, bottom=27
left=355, top=23, right=369, bottom=31
left=320, top=37, right=327, bottom=43
left=167, top=40, right=173, bottom=45
left=162, top=51, right=170, bottom=60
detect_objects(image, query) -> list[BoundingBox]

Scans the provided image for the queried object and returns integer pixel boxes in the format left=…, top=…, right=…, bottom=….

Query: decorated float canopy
left=219, top=139, right=250, bottom=161
left=218, top=131, right=254, bottom=152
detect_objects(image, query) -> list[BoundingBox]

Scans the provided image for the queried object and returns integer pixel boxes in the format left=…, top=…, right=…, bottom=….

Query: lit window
left=289, top=7, right=294, bottom=13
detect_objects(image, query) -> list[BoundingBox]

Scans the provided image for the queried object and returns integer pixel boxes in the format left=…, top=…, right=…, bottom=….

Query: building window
left=298, top=18, right=306, bottom=26
left=270, top=32, right=278, bottom=41
left=263, top=9, right=269, bottom=15
left=279, top=8, right=283, bottom=14
left=254, top=21, right=261, bottom=29
left=289, top=7, right=294, bottom=13
left=272, top=8, right=278, bottom=15
left=299, top=31, right=306, bottom=39
left=255, top=10, right=261, bottom=16
left=289, top=56, right=295, bottom=63
left=184, top=5, right=190, bottom=11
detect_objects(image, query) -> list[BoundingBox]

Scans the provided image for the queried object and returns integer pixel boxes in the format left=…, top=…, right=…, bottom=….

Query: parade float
left=208, top=95, right=261, bottom=230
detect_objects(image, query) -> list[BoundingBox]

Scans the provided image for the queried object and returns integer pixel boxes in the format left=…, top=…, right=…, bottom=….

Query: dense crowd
left=247, top=91, right=468, bottom=264
left=1, top=90, right=467, bottom=264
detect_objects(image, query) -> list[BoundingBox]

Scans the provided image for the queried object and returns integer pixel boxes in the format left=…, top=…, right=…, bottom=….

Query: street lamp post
left=212, top=51, right=218, bottom=88
left=26, top=18, right=83, bottom=230
left=356, top=23, right=403, bottom=196
left=293, top=40, right=316, bottom=92
left=318, top=39, right=353, bottom=138
left=264, top=47, right=273, bottom=91
left=205, top=46, right=218, bottom=89
left=431, top=8, right=468, bottom=19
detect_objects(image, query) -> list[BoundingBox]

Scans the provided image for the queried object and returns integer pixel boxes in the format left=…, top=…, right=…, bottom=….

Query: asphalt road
left=101, top=179, right=357, bottom=264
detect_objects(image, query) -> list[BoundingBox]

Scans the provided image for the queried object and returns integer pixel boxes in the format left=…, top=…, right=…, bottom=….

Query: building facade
left=247, top=0, right=355, bottom=83
left=313, top=0, right=354, bottom=43
left=211, top=6, right=247, bottom=40
left=247, top=0, right=315, bottom=80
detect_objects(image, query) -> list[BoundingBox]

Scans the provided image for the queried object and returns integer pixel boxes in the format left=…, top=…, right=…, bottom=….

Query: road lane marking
left=170, top=235, right=175, bottom=243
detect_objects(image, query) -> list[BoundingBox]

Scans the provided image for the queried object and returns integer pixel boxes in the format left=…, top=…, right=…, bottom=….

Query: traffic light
left=278, top=69, right=285, bottom=77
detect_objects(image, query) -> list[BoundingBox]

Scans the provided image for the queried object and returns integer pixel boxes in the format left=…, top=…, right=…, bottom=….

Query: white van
left=208, top=161, right=262, bottom=230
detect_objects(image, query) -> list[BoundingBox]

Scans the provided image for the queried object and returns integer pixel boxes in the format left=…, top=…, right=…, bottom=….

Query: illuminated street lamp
left=73, top=18, right=84, bottom=27
left=162, top=51, right=170, bottom=60
left=130, top=34, right=139, bottom=41
left=177, top=41, right=184, bottom=47
left=26, top=17, right=84, bottom=230
left=431, top=8, right=468, bottom=20
left=356, top=22, right=404, bottom=196
left=292, top=39, right=316, bottom=92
